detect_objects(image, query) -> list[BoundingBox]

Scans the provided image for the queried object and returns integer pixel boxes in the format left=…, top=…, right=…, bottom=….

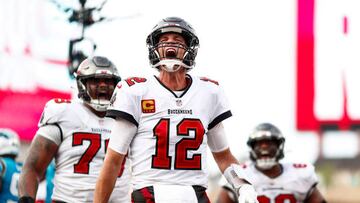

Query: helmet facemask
left=255, top=158, right=277, bottom=170
left=78, top=77, right=117, bottom=112
left=247, top=123, right=285, bottom=170
left=76, top=56, right=121, bottom=112
left=249, top=138, right=283, bottom=170
left=146, top=17, right=199, bottom=72
left=151, top=40, right=194, bottom=72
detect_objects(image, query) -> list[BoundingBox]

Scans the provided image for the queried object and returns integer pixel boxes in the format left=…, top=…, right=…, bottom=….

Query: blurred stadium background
left=1, top=0, right=360, bottom=202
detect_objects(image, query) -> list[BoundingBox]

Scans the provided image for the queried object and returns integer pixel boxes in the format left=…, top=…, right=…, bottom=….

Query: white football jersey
left=38, top=99, right=131, bottom=203
left=107, top=75, right=232, bottom=190
left=222, top=161, right=319, bottom=203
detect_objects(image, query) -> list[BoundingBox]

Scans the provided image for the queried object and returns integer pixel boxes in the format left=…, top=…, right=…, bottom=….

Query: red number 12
left=151, top=118, right=205, bottom=170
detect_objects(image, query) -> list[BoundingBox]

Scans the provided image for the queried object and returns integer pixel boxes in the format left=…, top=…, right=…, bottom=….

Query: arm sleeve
left=35, top=125, right=62, bottom=145
left=106, top=81, right=141, bottom=127
left=108, top=118, right=137, bottom=155
left=38, top=99, right=66, bottom=127
left=207, top=123, right=229, bottom=152
left=36, top=99, right=67, bottom=145
left=208, top=86, right=232, bottom=130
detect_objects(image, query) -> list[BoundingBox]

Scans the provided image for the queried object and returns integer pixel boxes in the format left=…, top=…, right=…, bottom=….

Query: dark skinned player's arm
left=217, top=186, right=238, bottom=203
left=18, top=136, right=58, bottom=198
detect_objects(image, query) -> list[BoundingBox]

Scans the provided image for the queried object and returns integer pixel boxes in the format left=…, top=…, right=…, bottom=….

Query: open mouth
left=165, top=49, right=177, bottom=58
left=258, top=150, right=272, bottom=158
left=259, top=155, right=272, bottom=160
left=97, top=93, right=108, bottom=100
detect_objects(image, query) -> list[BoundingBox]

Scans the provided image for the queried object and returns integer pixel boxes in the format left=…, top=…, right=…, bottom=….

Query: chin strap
left=18, top=196, right=35, bottom=203
left=153, top=59, right=192, bottom=72
left=86, top=99, right=109, bottom=112
left=255, top=158, right=277, bottom=170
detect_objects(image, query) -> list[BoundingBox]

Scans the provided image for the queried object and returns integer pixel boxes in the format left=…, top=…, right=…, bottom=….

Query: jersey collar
left=154, top=74, right=193, bottom=98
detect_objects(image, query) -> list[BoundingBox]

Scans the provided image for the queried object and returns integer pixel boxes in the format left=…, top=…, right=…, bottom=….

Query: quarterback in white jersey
left=95, top=17, right=258, bottom=203
left=217, top=123, right=326, bottom=203
left=18, top=56, right=131, bottom=203
left=108, top=74, right=231, bottom=190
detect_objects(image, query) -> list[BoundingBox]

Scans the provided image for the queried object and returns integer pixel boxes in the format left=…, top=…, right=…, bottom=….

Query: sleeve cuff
left=208, top=110, right=232, bottom=130
left=106, top=110, right=138, bottom=127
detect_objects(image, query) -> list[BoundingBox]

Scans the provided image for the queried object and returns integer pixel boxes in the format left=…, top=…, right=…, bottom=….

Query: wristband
left=18, top=196, right=35, bottom=203
left=223, top=164, right=249, bottom=196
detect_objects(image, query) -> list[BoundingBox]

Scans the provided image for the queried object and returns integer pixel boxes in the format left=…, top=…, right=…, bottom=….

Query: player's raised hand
left=237, top=184, right=259, bottom=203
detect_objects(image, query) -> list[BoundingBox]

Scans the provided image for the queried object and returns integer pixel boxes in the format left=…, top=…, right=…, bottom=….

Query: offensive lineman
left=18, top=56, right=131, bottom=203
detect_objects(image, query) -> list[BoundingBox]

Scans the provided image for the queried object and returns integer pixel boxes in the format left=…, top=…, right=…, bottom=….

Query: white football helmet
left=247, top=123, right=285, bottom=170
left=0, top=128, right=20, bottom=157
left=75, top=56, right=121, bottom=112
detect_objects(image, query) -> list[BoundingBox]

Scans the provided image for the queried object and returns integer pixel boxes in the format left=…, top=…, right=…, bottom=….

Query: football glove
left=237, top=184, right=259, bottom=203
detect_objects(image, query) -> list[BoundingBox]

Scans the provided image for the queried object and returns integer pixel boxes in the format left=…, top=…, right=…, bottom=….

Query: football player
left=0, top=128, right=22, bottom=202
left=94, top=17, right=258, bottom=203
left=216, top=123, right=327, bottom=203
left=18, top=56, right=131, bottom=203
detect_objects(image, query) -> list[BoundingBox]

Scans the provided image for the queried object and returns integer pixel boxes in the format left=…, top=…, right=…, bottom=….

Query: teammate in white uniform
left=217, top=123, right=327, bottom=203
left=94, top=17, right=258, bottom=203
left=18, top=56, right=131, bottom=203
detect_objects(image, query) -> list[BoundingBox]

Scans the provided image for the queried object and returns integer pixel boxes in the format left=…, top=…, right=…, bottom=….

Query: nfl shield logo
left=176, top=99, right=182, bottom=106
